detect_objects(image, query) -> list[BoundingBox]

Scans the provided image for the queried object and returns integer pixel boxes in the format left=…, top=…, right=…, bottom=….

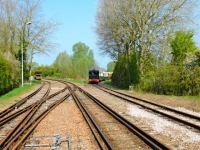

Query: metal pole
left=27, top=22, right=31, bottom=85
left=21, top=31, right=24, bottom=87
left=21, top=22, right=31, bottom=87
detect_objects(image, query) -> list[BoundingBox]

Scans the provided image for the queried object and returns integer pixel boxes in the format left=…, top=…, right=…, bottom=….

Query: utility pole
left=21, top=22, right=31, bottom=87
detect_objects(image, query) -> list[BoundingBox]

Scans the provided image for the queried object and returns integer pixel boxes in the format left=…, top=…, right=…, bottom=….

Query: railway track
left=70, top=82, right=171, bottom=149
left=0, top=81, right=50, bottom=140
left=1, top=79, right=199, bottom=149
left=0, top=81, right=45, bottom=119
left=94, top=84, right=200, bottom=131
left=82, top=83, right=200, bottom=149
left=0, top=80, right=70, bottom=149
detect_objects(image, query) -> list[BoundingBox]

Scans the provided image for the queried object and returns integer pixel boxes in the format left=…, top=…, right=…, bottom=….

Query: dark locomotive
left=88, top=69, right=99, bottom=83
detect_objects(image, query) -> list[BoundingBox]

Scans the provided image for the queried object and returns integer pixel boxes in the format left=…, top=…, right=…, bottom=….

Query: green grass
left=104, top=80, right=125, bottom=90
left=67, top=79, right=88, bottom=84
left=65, top=78, right=87, bottom=84
left=46, top=77, right=87, bottom=84
left=104, top=79, right=111, bottom=85
left=104, top=80, right=200, bottom=101
left=182, top=95, right=200, bottom=101
left=0, top=80, right=41, bottom=102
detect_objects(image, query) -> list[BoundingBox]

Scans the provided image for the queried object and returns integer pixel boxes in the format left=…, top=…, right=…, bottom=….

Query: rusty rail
left=0, top=82, right=45, bottom=118
left=0, top=81, right=74, bottom=149
left=95, top=84, right=200, bottom=130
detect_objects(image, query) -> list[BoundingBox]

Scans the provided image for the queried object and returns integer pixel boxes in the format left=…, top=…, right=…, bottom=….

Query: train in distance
left=89, top=69, right=99, bottom=83
left=34, top=71, right=42, bottom=80
left=88, top=69, right=113, bottom=83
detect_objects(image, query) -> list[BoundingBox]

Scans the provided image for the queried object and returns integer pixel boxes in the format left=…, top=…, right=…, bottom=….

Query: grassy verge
left=182, top=95, right=200, bottom=101
left=0, top=80, right=41, bottom=102
left=65, top=78, right=87, bottom=84
left=46, top=77, right=87, bottom=85
left=104, top=80, right=112, bottom=86
left=104, top=80, right=200, bottom=101
left=104, top=80, right=127, bottom=90
left=47, top=78, right=200, bottom=102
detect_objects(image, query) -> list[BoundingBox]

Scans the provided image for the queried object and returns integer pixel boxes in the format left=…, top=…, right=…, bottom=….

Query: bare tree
left=95, top=0, right=199, bottom=76
left=0, top=0, right=60, bottom=77
left=16, top=0, right=60, bottom=76
left=0, top=0, right=18, bottom=54
left=0, top=0, right=20, bottom=82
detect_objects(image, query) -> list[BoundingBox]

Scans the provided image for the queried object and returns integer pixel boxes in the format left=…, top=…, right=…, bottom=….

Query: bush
left=0, top=55, right=13, bottom=95
left=138, top=65, right=200, bottom=96
left=112, top=54, right=139, bottom=88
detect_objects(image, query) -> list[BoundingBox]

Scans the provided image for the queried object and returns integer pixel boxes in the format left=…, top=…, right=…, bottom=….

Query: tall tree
left=16, top=0, right=59, bottom=77
left=95, top=0, right=199, bottom=80
left=170, top=30, right=197, bottom=66
left=107, top=61, right=115, bottom=72
left=0, top=0, right=59, bottom=81
left=72, top=42, right=95, bottom=78
left=53, top=51, right=73, bottom=78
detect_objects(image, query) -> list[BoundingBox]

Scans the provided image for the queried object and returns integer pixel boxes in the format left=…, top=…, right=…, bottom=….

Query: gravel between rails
left=78, top=83, right=200, bottom=149
left=26, top=81, right=100, bottom=150
left=31, top=97, right=100, bottom=150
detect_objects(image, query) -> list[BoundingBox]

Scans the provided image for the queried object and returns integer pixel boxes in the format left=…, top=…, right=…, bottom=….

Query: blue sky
left=33, top=0, right=112, bottom=69
left=33, top=1, right=200, bottom=69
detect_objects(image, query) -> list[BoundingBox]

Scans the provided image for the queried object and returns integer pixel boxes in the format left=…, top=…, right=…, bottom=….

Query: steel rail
left=0, top=105, right=32, bottom=127
left=95, top=85, right=200, bottom=130
left=1, top=81, right=73, bottom=149
left=0, top=81, right=51, bottom=148
left=97, top=84, right=200, bottom=121
left=72, top=92, right=113, bottom=150
left=11, top=93, right=72, bottom=150
left=0, top=81, right=68, bottom=127
left=76, top=85, right=170, bottom=150
left=11, top=82, right=75, bottom=149
left=0, top=81, right=45, bottom=118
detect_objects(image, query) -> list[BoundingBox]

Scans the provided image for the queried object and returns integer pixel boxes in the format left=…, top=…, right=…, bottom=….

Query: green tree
left=0, top=55, right=20, bottom=95
left=112, top=53, right=139, bottom=88
left=53, top=51, right=73, bottom=78
left=194, top=50, right=200, bottom=66
left=107, top=61, right=115, bottom=72
left=72, top=42, right=95, bottom=79
left=0, top=0, right=59, bottom=83
left=95, top=0, right=199, bottom=89
left=31, top=62, right=39, bottom=69
left=170, top=30, right=197, bottom=66
left=32, top=65, right=55, bottom=77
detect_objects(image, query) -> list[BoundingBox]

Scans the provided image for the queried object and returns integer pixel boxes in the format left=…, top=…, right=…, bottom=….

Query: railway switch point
left=24, top=134, right=70, bottom=150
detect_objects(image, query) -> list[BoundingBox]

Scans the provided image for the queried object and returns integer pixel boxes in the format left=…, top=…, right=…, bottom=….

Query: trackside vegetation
left=0, top=55, right=20, bottom=96
left=32, top=42, right=96, bottom=80
left=95, top=0, right=200, bottom=96
left=111, top=30, right=200, bottom=96
left=0, top=80, right=40, bottom=102
left=1, top=0, right=200, bottom=98
left=0, top=0, right=58, bottom=96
